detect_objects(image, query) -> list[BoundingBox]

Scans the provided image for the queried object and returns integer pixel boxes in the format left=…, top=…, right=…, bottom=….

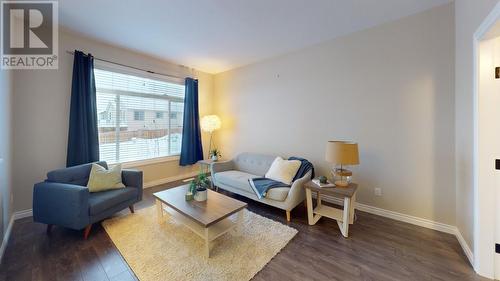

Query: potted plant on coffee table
left=190, top=172, right=210, bottom=201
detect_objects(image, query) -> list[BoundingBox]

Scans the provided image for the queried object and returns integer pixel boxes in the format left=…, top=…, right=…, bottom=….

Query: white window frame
left=94, top=61, right=185, bottom=166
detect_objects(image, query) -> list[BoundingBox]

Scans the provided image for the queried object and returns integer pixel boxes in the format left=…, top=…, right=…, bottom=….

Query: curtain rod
left=65, top=50, right=188, bottom=80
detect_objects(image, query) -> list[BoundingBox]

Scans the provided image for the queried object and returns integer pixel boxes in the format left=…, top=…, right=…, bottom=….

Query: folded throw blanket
left=249, top=157, right=315, bottom=199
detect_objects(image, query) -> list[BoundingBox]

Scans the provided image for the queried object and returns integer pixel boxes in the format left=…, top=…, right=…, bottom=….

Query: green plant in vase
left=318, top=176, right=328, bottom=184
left=209, top=148, right=222, bottom=161
left=189, top=172, right=210, bottom=201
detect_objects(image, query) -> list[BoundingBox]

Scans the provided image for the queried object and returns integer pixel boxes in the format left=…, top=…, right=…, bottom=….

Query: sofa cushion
left=215, top=170, right=290, bottom=201
left=215, top=170, right=257, bottom=192
left=88, top=187, right=137, bottom=215
left=233, top=153, right=277, bottom=176
left=265, top=187, right=290, bottom=202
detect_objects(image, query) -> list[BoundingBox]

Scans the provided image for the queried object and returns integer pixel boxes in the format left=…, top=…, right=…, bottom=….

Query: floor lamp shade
left=200, top=115, right=221, bottom=159
left=325, top=141, right=359, bottom=187
left=200, top=115, right=221, bottom=133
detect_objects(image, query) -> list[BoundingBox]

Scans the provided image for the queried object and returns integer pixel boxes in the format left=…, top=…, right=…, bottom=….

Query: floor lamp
left=200, top=115, right=221, bottom=159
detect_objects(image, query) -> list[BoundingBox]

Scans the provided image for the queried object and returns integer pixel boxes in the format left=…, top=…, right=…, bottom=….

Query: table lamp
left=200, top=115, right=221, bottom=159
left=325, top=141, right=359, bottom=187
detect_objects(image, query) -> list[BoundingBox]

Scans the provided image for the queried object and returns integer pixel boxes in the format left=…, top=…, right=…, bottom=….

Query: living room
left=1, top=0, right=500, bottom=280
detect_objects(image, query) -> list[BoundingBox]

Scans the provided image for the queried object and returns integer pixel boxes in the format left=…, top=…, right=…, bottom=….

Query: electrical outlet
left=374, top=187, right=382, bottom=196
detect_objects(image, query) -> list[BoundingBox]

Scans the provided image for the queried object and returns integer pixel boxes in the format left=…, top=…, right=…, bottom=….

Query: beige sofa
left=210, top=152, right=312, bottom=221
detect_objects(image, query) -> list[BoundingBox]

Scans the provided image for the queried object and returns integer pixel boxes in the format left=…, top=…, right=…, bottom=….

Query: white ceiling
left=59, top=0, right=451, bottom=74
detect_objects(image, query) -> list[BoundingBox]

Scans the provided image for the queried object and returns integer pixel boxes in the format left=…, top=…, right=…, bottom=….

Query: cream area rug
left=102, top=206, right=298, bottom=281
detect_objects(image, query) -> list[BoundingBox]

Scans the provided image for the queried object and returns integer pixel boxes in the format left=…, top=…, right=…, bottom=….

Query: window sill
left=119, top=155, right=180, bottom=168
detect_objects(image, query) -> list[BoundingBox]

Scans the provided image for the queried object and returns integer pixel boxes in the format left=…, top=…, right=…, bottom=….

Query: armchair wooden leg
left=286, top=210, right=291, bottom=222
left=46, top=224, right=53, bottom=234
left=129, top=205, right=135, bottom=213
left=83, top=224, right=92, bottom=240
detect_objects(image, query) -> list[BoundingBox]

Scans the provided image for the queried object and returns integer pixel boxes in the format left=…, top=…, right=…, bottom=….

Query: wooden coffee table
left=153, top=185, right=247, bottom=258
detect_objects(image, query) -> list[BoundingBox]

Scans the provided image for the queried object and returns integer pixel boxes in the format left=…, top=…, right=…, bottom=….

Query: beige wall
left=11, top=29, right=213, bottom=212
left=0, top=69, right=13, bottom=243
left=214, top=4, right=456, bottom=225
left=454, top=0, right=499, bottom=254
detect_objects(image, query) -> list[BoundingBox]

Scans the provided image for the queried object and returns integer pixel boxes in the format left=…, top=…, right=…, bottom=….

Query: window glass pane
left=95, top=68, right=185, bottom=164
left=118, top=96, right=168, bottom=163
left=170, top=101, right=184, bottom=155
left=97, top=91, right=119, bottom=163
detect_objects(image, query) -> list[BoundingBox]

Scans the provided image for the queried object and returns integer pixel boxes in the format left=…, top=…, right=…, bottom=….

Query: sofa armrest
left=210, top=160, right=234, bottom=174
left=122, top=169, right=143, bottom=201
left=285, top=170, right=312, bottom=210
left=33, top=182, right=90, bottom=230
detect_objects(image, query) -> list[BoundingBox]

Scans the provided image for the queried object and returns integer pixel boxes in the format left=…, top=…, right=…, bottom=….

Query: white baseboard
left=454, top=228, right=474, bottom=265
left=0, top=215, right=14, bottom=264
left=317, top=194, right=472, bottom=263
left=143, top=171, right=199, bottom=189
left=13, top=209, right=32, bottom=220
left=0, top=208, right=33, bottom=264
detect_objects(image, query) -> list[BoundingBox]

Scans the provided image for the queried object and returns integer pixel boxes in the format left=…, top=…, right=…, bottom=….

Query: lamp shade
left=325, top=141, right=360, bottom=165
left=200, top=115, right=221, bottom=133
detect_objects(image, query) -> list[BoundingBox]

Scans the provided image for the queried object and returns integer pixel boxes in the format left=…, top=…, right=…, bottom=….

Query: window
left=134, top=111, right=145, bottom=121
left=95, top=67, right=185, bottom=164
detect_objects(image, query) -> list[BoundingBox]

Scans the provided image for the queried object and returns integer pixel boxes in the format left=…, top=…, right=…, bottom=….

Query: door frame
left=473, top=2, right=500, bottom=279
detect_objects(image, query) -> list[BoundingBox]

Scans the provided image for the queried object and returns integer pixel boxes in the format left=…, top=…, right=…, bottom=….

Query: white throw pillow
left=265, top=157, right=301, bottom=185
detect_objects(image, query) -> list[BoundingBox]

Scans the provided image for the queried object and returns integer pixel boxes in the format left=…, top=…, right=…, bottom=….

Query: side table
left=303, top=181, right=358, bottom=237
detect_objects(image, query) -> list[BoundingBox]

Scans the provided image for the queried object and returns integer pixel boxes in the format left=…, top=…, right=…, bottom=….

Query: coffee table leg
left=156, top=199, right=163, bottom=223
left=204, top=227, right=210, bottom=258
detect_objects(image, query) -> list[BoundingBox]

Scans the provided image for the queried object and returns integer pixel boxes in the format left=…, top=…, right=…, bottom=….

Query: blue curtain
left=180, top=78, right=203, bottom=166
left=66, top=50, right=99, bottom=167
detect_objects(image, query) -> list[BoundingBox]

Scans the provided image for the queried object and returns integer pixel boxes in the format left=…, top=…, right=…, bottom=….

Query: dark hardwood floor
left=0, top=180, right=488, bottom=281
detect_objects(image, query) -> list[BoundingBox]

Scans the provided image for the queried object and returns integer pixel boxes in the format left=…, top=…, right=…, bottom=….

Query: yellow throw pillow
left=87, top=163, right=125, bottom=192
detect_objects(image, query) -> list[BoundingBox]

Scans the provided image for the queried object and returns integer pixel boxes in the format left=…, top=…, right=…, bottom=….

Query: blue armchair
left=33, top=161, right=143, bottom=239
